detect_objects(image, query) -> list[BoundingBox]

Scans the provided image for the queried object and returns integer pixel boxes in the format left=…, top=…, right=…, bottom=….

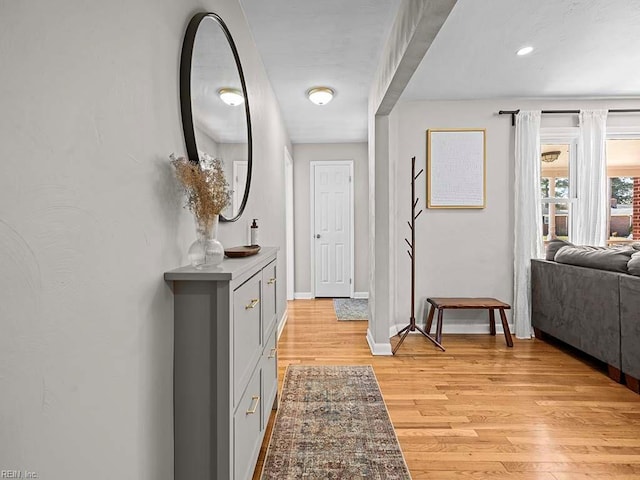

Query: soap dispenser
left=250, top=219, right=259, bottom=246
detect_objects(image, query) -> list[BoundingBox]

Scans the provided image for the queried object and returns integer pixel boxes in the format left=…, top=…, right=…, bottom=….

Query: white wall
left=292, top=143, right=369, bottom=296
left=0, top=1, right=290, bottom=478
left=195, top=125, right=220, bottom=157
left=390, top=98, right=640, bottom=335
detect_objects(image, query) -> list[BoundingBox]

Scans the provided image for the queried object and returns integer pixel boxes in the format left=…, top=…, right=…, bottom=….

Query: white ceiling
left=239, top=0, right=401, bottom=144
left=240, top=0, right=640, bottom=144
left=401, top=0, right=640, bottom=102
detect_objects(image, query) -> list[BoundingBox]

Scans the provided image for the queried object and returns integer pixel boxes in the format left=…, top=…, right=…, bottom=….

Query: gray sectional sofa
left=531, top=241, right=640, bottom=394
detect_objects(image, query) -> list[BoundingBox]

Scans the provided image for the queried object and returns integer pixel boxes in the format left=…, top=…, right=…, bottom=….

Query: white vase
left=189, top=215, right=224, bottom=268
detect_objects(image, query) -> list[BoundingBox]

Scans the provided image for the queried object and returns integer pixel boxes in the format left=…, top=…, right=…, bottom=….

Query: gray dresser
left=165, top=247, right=279, bottom=480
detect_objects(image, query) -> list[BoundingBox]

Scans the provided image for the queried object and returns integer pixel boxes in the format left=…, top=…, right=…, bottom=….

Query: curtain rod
left=498, top=109, right=640, bottom=126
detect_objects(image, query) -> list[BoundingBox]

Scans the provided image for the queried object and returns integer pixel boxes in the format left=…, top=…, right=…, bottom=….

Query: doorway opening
left=284, top=147, right=295, bottom=301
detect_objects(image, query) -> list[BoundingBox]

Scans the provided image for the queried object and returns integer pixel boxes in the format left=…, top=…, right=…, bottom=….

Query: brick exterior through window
left=634, top=177, right=640, bottom=239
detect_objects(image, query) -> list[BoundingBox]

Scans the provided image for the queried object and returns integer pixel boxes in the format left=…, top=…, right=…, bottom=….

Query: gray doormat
left=333, top=298, right=368, bottom=321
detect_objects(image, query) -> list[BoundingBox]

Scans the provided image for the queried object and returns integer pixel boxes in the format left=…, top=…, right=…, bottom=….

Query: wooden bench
left=424, top=297, right=513, bottom=347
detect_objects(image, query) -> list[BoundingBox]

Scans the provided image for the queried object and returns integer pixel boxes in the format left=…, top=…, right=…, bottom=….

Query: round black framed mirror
left=180, top=12, right=252, bottom=222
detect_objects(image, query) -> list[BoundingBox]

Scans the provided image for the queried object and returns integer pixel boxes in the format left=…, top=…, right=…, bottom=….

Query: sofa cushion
left=628, top=251, right=640, bottom=277
left=554, top=245, right=636, bottom=273
left=545, top=238, right=574, bottom=261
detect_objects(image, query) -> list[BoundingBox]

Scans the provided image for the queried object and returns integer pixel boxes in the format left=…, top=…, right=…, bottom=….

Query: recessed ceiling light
left=307, top=87, right=334, bottom=105
left=516, top=46, right=534, bottom=56
left=218, top=88, right=244, bottom=106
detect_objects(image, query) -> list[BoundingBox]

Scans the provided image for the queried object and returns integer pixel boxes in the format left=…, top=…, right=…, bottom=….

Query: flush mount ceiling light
left=541, top=150, right=561, bottom=163
left=218, top=88, right=244, bottom=106
left=516, top=46, right=534, bottom=56
left=307, top=87, right=334, bottom=105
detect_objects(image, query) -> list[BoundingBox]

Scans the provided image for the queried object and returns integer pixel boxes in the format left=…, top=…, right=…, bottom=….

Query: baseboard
left=294, top=292, right=368, bottom=300
left=366, top=329, right=393, bottom=356
left=277, top=310, right=288, bottom=339
left=389, top=322, right=515, bottom=338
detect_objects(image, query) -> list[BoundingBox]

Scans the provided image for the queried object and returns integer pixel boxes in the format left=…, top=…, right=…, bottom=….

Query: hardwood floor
left=253, top=299, right=640, bottom=480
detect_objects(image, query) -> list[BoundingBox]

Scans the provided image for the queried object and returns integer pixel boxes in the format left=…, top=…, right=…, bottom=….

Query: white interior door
left=312, top=163, right=352, bottom=298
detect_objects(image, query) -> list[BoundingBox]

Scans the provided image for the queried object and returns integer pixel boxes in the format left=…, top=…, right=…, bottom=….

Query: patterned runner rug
left=333, top=298, right=368, bottom=320
left=260, top=365, right=411, bottom=480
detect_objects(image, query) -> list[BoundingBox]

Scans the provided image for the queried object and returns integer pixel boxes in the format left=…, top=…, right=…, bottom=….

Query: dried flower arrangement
left=170, top=153, right=231, bottom=230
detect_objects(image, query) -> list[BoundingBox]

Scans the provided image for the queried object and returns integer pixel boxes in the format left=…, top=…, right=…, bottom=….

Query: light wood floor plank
left=413, top=472, right=557, bottom=480
left=552, top=474, right=640, bottom=480
left=504, top=461, right=640, bottom=474
left=252, top=299, right=640, bottom=479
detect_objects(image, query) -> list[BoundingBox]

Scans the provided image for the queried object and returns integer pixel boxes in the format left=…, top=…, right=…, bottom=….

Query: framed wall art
left=426, top=128, right=486, bottom=208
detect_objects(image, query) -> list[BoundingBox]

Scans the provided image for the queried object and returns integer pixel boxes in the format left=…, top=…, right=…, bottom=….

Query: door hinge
left=350, top=278, right=352, bottom=284
left=349, top=176, right=352, bottom=183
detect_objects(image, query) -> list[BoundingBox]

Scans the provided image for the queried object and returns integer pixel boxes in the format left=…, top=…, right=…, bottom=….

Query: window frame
left=540, top=127, right=579, bottom=242
left=605, top=127, right=640, bottom=243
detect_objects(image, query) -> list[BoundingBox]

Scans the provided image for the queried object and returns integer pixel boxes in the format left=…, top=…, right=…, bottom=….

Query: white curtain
left=575, top=109, right=608, bottom=246
left=513, top=111, right=543, bottom=339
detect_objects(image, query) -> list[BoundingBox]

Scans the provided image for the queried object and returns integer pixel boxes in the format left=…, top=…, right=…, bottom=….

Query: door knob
left=315, top=234, right=321, bottom=239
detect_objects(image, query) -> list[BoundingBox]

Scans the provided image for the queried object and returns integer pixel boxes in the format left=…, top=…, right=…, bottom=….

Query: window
left=540, top=139, right=577, bottom=245
left=606, top=138, right=640, bottom=243
left=539, top=128, right=640, bottom=250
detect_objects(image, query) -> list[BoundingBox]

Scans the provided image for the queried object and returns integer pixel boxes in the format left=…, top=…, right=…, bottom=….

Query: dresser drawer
left=234, top=367, right=263, bottom=480
left=261, top=329, right=278, bottom=429
left=261, top=260, right=277, bottom=344
left=233, top=272, right=262, bottom=403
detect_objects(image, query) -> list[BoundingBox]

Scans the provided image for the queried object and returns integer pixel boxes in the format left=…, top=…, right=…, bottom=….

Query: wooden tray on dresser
left=224, top=245, right=261, bottom=258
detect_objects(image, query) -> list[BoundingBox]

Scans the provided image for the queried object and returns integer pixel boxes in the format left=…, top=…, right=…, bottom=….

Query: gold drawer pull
left=267, top=277, right=276, bottom=285
left=246, top=395, right=260, bottom=414
left=245, top=298, right=259, bottom=310
left=268, top=348, right=277, bottom=359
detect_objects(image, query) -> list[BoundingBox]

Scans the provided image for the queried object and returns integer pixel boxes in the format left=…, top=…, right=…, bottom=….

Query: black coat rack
left=393, top=157, right=445, bottom=355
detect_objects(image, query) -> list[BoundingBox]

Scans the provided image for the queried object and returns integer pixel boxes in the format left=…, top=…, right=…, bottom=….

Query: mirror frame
left=179, top=12, right=252, bottom=223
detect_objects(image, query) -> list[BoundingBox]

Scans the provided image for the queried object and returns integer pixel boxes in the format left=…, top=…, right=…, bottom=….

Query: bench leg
left=488, top=309, right=496, bottom=336
left=425, top=304, right=435, bottom=334
left=436, top=309, right=444, bottom=344
left=498, top=308, right=513, bottom=347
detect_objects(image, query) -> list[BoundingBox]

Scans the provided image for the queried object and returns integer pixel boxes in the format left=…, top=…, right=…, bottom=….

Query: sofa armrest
left=531, top=259, right=621, bottom=368
left=620, top=275, right=640, bottom=380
